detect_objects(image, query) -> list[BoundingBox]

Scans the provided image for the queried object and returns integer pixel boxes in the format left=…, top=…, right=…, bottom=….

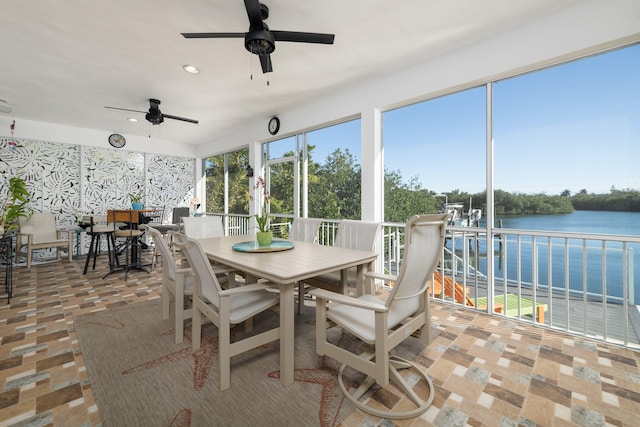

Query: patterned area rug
left=75, top=300, right=359, bottom=426
left=76, top=299, right=437, bottom=426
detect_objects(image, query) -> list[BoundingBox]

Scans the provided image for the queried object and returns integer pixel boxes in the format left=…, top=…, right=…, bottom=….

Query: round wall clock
left=108, top=133, right=126, bottom=148
left=268, top=116, right=280, bottom=135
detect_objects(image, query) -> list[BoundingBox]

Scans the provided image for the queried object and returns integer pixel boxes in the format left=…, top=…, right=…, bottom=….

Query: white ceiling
left=0, top=0, right=583, bottom=146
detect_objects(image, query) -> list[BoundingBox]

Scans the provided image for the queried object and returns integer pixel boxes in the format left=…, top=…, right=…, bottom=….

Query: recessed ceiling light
left=0, top=99, right=11, bottom=114
left=127, top=118, right=138, bottom=122
left=183, top=64, right=200, bottom=74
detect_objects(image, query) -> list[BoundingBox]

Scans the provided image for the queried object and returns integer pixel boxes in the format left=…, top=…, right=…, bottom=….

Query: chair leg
left=161, top=286, right=170, bottom=321
left=92, top=235, right=101, bottom=270
left=337, top=355, right=435, bottom=420
left=83, top=234, right=96, bottom=274
left=297, top=282, right=304, bottom=314
left=192, top=303, right=202, bottom=351
left=218, top=308, right=231, bottom=391
left=175, top=282, right=184, bottom=344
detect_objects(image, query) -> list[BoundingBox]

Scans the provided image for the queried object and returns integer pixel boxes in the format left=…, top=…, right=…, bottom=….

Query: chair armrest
left=308, top=288, right=387, bottom=312
left=16, top=232, right=33, bottom=246
left=363, top=271, right=397, bottom=283
left=218, top=282, right=277, bottom=296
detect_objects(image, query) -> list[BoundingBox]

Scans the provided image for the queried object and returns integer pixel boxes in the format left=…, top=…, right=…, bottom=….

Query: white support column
left=194, top=157, right=205, bottom=212
left=486, top=82, right=495, bottom=313
left=361, top=108, right=383, bottom=223
left=248, top=140, right=262, bottom=233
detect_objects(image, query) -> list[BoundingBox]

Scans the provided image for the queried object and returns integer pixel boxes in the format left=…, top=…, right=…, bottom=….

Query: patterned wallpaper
left=1, top=136, right=195, bottom=259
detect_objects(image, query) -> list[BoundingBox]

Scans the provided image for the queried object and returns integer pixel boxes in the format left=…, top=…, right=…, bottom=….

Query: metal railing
left=434, top=226, right=640, bottom=349
left=214, top=213, right=640, bottom=349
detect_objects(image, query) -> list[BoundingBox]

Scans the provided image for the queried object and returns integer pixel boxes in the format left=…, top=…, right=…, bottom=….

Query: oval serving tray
left=232, top=240, right=295, bottom=253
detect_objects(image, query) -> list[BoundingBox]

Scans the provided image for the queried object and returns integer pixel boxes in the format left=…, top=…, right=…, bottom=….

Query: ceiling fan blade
left=259, top=54, right=273, bottom=73
left=162, top=114, right=199, bottom=124
left=181, top=32, right=245, bottom=39
left=244, top=0, right=263, bottom=28
left=272, top=31, right=335, bottom=44
left=104, top=106, right=146, bottom=114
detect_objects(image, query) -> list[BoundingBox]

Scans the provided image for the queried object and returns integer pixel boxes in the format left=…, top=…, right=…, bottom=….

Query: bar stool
left=103, top=209, right=147, bottom=280
left=83, top=215, right=115, bottom=275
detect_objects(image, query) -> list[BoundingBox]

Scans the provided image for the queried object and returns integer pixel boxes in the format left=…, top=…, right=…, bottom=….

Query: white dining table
left=197, top=234, right=378, bottom=386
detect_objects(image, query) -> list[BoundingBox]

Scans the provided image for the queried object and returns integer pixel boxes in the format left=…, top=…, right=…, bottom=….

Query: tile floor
left=1, top=254, right=639, bottom=426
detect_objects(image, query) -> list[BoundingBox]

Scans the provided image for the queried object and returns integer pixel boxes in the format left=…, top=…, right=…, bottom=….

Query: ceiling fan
left=104, top=99, right=198, bottom=125
left=181, top=0, right=335, bottom=73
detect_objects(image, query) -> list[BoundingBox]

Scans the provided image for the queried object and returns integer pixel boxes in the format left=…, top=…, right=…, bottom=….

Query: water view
left=476, top=210, right=640, bottom=305
left=496, top=210, right=640, bottom=237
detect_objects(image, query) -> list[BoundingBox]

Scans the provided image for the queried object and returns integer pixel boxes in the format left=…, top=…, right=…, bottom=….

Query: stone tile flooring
left=1, top=254, right=639, bottom=426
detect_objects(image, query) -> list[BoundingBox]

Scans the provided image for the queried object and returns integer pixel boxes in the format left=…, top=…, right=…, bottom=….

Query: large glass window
left=263, top=118, right=362, bottom=222
left=493, top=44, right=640, bottom=227
left=383, top=87, right=487, bottom=224
left=306, top=119, right=361, bottom=219
left=203, top=147, right=250, bottom=215
left=383, top=43, right=640, bottom=231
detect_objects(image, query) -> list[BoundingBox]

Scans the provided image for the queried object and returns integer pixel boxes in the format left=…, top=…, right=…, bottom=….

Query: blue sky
left=378, top=44, right=639, bottom=195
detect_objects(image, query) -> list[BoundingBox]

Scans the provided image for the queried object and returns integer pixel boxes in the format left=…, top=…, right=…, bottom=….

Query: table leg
left=279, top=282, right=295, bottom=386
left=356, top=260, right=375, bottom=295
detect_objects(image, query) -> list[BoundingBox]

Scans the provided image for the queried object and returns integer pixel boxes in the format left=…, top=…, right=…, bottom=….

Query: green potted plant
left=128, top=191, right=143, bottom=210
left=1, top=176, right=32, bottom=235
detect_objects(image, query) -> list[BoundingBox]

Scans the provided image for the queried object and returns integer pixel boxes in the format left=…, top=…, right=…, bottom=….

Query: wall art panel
left=2, top=135, right=196, bottom=263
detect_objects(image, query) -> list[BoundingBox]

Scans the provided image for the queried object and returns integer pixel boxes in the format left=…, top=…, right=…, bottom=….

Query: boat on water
left=441, top=203, right=482, bottom=227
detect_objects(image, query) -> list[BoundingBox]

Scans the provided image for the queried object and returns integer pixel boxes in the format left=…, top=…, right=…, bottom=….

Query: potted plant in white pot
left=0, top=176, right=32, bottom=235
left=250, top=176, right=272, bottom=246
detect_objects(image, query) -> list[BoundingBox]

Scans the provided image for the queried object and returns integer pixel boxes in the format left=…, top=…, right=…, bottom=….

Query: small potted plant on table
left=128, top=191, right=143, bottom=210
left=251, top=176, right=272, bottom=246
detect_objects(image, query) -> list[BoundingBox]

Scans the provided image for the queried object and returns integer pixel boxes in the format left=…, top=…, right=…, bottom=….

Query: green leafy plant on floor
left=0, top=176, right=32, bottom=233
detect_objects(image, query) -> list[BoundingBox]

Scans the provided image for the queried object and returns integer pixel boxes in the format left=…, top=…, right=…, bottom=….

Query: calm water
left=496, top=210, right=640, bottom=237
left=472, top=211, right=640, bottom=304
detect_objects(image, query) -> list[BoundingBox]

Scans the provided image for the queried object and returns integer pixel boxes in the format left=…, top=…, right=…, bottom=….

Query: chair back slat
left=142, top=206, right=165, bottom=226
left=107, top=209, right=139, bottom=225
left=182, top=216, right=224, bottom=239
left=145, top=226, right=177, bottom=281
left=387, top=214, right=449, bottom=318
left=173, top=233, right=223, bottom=306
left=172, top=207, right=190, bottom=225
left=18, top=212, right=58, bottom=243
left=334, top=219, right=381, bottom=252
left=289, top=218, right=322, bottom=243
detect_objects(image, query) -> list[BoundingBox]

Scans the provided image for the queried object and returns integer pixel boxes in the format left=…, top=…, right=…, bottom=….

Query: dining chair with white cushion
left=143, top=225, right=195, bottom=344
left=308, top=214, right=449, bottom=419
left=176, top=234, right=280, bottom=391
left=304, top=219, right=381, bottom=295
left=16, top=212, right=73, bottom=268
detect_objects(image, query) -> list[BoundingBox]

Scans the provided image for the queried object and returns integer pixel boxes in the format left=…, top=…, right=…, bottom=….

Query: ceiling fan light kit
left=105, top=99, right=198, bottom=126
left=181, top=0, right=335, bottom=74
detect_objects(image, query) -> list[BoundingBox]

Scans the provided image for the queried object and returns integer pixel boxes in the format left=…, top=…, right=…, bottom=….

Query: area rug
left=75, top=299, right=435, bottom=426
